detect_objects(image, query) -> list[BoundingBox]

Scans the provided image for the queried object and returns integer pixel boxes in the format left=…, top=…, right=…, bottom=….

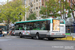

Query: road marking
left=52, top=46, right=74, bottom=49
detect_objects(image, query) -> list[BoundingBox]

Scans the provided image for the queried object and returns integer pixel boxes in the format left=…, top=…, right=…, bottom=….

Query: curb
left=56, top=36, right=75, bottom=41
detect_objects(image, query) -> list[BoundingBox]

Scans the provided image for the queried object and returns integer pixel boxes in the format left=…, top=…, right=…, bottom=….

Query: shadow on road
left=0, top=48, right=2, bottom=50
left=10, top=36, right=75, bottom=42
left=19, top=37, right=65, bottom=41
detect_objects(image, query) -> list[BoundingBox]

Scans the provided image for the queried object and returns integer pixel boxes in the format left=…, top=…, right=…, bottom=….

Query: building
left=25, top=0, right=45, bottom=20
left=25, top=0, right=75, bottom=21
left=41, top=0, right=46, bottom=7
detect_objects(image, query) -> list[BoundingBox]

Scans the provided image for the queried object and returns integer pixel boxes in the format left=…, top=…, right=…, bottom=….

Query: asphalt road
left=0, top=35, right=75, bottom=50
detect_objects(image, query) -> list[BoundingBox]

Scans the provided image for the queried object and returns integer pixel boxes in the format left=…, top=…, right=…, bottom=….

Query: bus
left=0, top=23, right=7, bottom=36
left=14, top=18, right=65, bottom=40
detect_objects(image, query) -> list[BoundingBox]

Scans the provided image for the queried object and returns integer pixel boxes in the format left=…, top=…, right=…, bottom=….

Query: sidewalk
left=56, top=35, right=75, bottom=41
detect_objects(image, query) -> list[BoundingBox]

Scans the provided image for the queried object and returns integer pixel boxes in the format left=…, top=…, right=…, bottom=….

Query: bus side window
left=36, top=22, right=41, bottom=30
left=15, top=24, right=19, bottom=30
left=41, top=21, right=46, bottom=30
left=33, top=22, right=41, bottom=30
left=30, top=22, right=34, bottom=30
left=33, top=22, right=37, bottom=30
left=24, top=23, right=33, bottom=30
left=19, top=25, right=23, bottom=30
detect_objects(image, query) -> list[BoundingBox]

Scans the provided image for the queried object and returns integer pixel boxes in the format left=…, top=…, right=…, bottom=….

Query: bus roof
left=16, top=18, right=65, bottom=24
left=16, top=19, right=52, bottom=24
left=0, top=23, right=6, bottom=26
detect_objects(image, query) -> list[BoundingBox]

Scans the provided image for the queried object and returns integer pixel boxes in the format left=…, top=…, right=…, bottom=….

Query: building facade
left=25, top=0, right=44, bottom=20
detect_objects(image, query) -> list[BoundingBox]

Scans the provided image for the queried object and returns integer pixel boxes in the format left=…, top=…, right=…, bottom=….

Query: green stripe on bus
left=66, top=33, right=70, bottom=35
left=51, top=19, right=52, bottom=23
left=16, top=19, right=52, bottom=24
left=16, top=19, right=65, bottom=24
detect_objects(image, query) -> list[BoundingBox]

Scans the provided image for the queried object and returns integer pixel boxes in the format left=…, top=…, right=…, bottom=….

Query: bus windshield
left=0, top=26, right=7, bottom=31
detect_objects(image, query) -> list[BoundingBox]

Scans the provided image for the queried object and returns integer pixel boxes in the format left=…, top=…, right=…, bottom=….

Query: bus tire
left=19, top=33, right=23, bottom=38
left=35, top=34, right=40, bottom=39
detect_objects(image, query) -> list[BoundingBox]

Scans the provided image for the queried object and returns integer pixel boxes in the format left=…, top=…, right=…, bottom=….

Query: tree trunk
left=7, top=18, right=10, bottom=33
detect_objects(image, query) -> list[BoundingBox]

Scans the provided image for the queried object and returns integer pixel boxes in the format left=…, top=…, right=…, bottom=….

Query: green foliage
left=27, top=13, right=36, bottom=20
left=40, top=6, right=46, bottom=15
left=0, top=0, right=25, bottom=24
left=40, top=0, right=71, bottom=19
left=25, top=6, right=30, bottom=12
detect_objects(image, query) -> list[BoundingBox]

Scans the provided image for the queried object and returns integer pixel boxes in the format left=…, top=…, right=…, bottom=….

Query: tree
left=40, top=6, right=47, bottom=18
left=0, top=5, right=3, bottom=22
left=70, top=0, right=75, bottom=20
left=0, top=0, right=25, bottom=24
left=25, top=6, right=30, bottom=21
left=40, top=0, right=71, bottom=19
left=27, top=13, right=36, bottom=20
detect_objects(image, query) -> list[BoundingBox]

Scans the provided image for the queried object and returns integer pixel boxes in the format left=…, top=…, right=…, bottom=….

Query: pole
left=63, top=0, right=64, bottom=19
left=59, top=0, right=62, bottom=19
left=46, top=5, right=47, bottom=18
left=64, top=0, right=66, bottom=20
left=7, top=0, right=9, bottom=34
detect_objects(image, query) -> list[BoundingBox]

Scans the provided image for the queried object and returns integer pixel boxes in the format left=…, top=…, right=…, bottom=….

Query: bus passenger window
left=15, top=25, right=19, bottom=30
left=41, top=21, right=46, bottom=30
left=41, top=24, right=46, bottom=30
left=15, top=24, right=23, bottom=30
left=33, top=22, right=41, bottom=30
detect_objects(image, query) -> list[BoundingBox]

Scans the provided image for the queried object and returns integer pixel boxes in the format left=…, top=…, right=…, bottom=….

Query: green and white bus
left=14, top=18, right=65, bottom=40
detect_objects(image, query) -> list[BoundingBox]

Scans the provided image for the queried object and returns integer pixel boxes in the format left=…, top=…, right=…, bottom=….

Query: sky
left=0, top=0, right=12, bottom=2
left=0, top=0, right=12, bottom=5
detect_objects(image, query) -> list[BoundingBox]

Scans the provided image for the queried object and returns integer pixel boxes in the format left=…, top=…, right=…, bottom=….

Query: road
left=0, top=35, right=75, bottom=50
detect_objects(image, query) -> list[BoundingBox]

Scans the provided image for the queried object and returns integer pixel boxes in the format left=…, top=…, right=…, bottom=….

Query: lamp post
left=63, top=0, right=65, bottom=19
left=59, top=0, right=62, bottom=19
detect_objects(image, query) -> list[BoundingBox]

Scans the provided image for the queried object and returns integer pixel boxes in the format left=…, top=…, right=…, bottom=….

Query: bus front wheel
left=19, top=33, right=23, bottom=38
